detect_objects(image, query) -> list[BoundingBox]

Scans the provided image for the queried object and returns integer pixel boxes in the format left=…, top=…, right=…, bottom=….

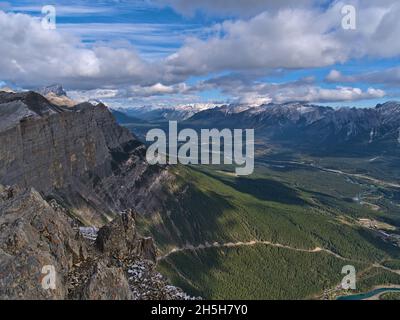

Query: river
left=337, top=288, right=400, bottom=300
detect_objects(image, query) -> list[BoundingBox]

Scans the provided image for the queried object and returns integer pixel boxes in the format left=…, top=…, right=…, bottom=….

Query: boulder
left=81, top=260, right=133, bottom=300
left=95, top=210, right=138, bottom=258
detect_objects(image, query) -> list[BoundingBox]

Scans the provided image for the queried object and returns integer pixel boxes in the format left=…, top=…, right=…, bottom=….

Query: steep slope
left=147, top=165, right=400, bottom=299
left=0, top=91, right=168, bottom=226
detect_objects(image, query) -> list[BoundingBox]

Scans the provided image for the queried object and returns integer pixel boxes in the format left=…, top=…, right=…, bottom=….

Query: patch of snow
left=79, top=226, right=98, bottom=241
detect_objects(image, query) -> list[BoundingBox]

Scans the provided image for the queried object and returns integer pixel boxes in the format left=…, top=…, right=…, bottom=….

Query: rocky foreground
left=0, top=184, right=194, bottom=300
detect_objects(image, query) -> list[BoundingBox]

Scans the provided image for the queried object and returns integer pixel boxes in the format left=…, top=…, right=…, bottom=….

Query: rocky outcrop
left=0, top=185, right=87, bottom=299
left=95, top=210, right=156, bottom=262
left=0, top=185, right=191, bottom=300
left=81, top=260, right=133, bottom=300
left=0, top=91, right=168, bottom=226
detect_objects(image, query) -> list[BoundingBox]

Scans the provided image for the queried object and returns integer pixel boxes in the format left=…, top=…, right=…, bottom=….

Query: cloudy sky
left=1, top=0, right=400, bottom=108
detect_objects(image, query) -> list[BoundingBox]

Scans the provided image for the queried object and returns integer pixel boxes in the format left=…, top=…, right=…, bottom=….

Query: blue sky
left=1, top=0, right=400, bottom=108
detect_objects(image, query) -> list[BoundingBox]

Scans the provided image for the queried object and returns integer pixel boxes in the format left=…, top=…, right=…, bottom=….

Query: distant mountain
left=34, top=84, right=77, bottom=107
left=185, top=101, right=400, bottom=155
left=118, top=104, right=220, bottom=122
left=0, top=86, right=15, bottom=93
left=36, top=84, right=67, bottom=97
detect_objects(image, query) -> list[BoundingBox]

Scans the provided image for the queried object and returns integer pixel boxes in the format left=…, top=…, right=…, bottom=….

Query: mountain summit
left=37, top=84, right=67, bottom=97
left=35, top=84, right=78, bottom=107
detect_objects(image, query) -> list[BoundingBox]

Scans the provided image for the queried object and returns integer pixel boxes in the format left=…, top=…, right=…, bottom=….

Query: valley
left=134, top=161, right=400, bottom=299
left=117, top=102, right=400, bottom=299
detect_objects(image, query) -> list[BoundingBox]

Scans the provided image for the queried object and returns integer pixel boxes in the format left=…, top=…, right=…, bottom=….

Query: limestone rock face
left=96, top=210, right=138, bottom=258
left=81, top=260, right=133, bottom=300
left=0, top=91, right=167, bottom=226
left=0, top=186, right=87, bottom=299
left=138, top=237, right=157, bottom=263
left=95, top=210, right=157, bottom=263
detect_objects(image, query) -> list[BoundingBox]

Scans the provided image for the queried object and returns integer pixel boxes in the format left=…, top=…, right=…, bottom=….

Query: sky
left=0, top=0, right=400, bottom=109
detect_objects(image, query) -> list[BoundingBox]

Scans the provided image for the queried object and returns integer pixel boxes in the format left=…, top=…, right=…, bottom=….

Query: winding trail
left=158, top=240, right=345, bottom=261
left=159, top=239, right=400, bottom=300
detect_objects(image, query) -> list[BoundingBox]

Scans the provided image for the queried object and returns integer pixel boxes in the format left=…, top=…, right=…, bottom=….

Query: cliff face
left=0, top=91, right=167, bottom=226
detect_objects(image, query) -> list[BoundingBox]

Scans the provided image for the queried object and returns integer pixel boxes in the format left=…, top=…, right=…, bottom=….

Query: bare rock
left=81, top=260, right=133, bottom=300
left=138, top=237, right=157, bottom=263
left=0, top=187, right=87, bottom=299
left=0, top=91, right=168, bottom=227
left=95, top=210, right=138, bottom=258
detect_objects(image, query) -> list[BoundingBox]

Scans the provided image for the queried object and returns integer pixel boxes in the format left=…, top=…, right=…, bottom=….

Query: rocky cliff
left=0, top=185, right=190, bottom=300
left=0, top=91, right=169, bottom=226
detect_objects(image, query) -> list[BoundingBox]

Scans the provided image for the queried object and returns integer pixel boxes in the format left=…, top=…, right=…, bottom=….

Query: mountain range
left=114, top=104, right=221, bottom=122
left=185, top=101, right=400, bottom=155
left=116, top=100, right=400, bottom=156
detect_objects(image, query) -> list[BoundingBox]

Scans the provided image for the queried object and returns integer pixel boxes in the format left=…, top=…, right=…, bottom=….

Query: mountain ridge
left=0, top=90, right=169, bottom=226
left=184, top=101, right=400, bottom=155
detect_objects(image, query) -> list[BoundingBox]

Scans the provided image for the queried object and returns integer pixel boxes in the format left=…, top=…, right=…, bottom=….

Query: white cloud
left=165, top=8, right=347, bottom=75
left=326, top=68, right=400, bottom=87
left=235, top=86, right=385, bottom=105
left=128, top=83, right=189, bottom=97
left=192, top=73, right=386, bottom=104
left=326, top=70, right=355, bottom=82
left=68, top=89, right=120, bottom=102
left=165, top=1, right=400, bottom=78
left=0, top=10, right=175, bottom=90
left=299, top=86, right=385, bottom=103
left=68, top=82, right=197, bottom=108
left=1, top=1, right=399, bottom=106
